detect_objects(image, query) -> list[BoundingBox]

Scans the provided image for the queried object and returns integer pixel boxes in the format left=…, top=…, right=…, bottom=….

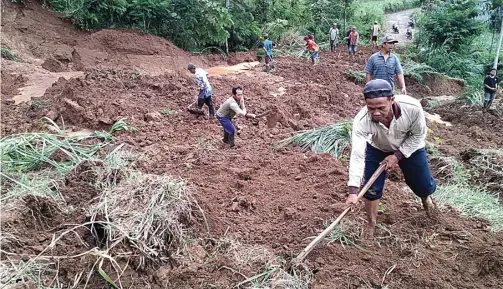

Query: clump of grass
left=29, top=99, right=49, bottom=110
left=0, top=118, right=136, bottom=174
left=0, top=170, right=62, bottom=203
left=434, top=184, right=503, bottom=232
left=427, top=99, right=441, bottom=107
left=241, top=263, right=311, bottom=289
left=1, top=48, right=23, bottom=62
left=276, top=120, right=352, bottom=158
left=460, top=148, right=503, bottom=193
left=218, top=240, right=312, bottom=289
left=429, top=149, right=503, bottom=231
left=402, top=60, right=440, bottom=85
left=88, top=173, right=197, bottom=262
left=160, top=108, right=174, bottom=115
left=344, top=70, right=366, bottom=84
left=324, top=219, right=374, bottom=254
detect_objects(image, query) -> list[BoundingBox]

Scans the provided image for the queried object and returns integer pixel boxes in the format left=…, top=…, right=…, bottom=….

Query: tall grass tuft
left=276, top=121, right=353, bottom=159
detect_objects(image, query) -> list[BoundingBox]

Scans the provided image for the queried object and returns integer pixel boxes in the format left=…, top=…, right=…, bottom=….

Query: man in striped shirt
left=365, top=35, right=406, bottom=94
left=345, top=79, right=436, bottom=237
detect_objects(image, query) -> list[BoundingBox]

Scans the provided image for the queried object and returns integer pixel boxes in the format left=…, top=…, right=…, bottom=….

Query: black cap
left=363, top=79, right=393, bottom=99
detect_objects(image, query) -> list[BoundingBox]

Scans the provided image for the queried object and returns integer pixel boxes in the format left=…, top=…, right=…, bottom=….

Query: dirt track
left=1, top=2, right=503, bottom=289
left=386, top=9, right=415, bottom=46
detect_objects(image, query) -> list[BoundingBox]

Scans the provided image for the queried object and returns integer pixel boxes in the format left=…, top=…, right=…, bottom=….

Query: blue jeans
left=348, top=45, right=358, bottom=53
left=363, top=143, right=436, bottom=201
left=484, top=91, right=495, bottom=101
left=311, top=51, right=319, bottom=60
left=216, top=115, right=235, bottom=136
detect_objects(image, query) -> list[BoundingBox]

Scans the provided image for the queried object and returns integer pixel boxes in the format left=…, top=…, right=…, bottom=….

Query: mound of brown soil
left=78, top=29, right=188, bottom=57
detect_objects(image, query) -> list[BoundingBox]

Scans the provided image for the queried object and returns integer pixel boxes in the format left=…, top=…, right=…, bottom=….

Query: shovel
left=186, top=101, right=205, bottom=115
left=250, top=110, right=278, bottom=128
left=291, top=162, right=387, bottom=264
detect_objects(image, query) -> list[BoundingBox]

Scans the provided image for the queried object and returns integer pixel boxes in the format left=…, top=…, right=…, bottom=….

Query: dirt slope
left=1, top=1, right=503, bottom=289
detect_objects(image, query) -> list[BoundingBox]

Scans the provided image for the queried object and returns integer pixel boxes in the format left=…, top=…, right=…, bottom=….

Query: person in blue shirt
left=262, top=35, right=276, bottom=71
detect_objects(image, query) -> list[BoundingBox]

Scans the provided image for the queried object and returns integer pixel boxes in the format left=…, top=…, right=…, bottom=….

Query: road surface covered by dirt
left=1, top=2, right=502, bottom=289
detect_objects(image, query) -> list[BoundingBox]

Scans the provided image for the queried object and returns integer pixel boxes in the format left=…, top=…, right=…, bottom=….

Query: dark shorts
left=372, top=36, right=377, bottom=41
left=311, top=51, right=319, bottom=59
left=265, top=55, right=272, bottom=64
left=197, top=94, right=215, bottom=116
left=363, top=143, right=436, bottom=201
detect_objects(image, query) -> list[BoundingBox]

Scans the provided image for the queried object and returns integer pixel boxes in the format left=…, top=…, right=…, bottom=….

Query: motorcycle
left=392, top=24, right=399, bottom=34
left=406, top=29, right=412, bottom=40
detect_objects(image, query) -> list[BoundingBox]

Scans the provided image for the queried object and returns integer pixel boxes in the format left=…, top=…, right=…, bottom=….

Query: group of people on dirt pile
left=187, top=30, right=440, bottom=237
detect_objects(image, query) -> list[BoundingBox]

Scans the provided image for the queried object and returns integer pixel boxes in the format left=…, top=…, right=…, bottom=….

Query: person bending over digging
left=188, top=63, right=214, bottom=117
left=304, top=35, right=319, bottom=65
left=216, top=86, right=256, bottom=148
left=345, top=79, right=437, bottom=237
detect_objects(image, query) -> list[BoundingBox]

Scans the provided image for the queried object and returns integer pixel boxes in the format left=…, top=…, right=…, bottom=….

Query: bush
left=47, top=0, right=232, bottom=50
left=414, top=0, right=483, bottom=50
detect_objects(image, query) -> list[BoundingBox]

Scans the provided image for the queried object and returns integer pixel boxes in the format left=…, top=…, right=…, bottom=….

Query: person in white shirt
left=216, top=86, right=256, bottom=148
left=370, top=21, right=380, bottom=49
left=328, top=24, right=339, bottom=52
left=188, top=63, right=214, bottom=117
left=345, top=79, right=437, bottom=237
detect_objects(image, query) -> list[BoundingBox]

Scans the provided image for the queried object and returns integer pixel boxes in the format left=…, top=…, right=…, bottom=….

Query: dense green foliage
left=408, top=0, right=500, bottom=105
left=414, top=0, right=482, bottom=50
left=46, top=0, right=424, bottom=51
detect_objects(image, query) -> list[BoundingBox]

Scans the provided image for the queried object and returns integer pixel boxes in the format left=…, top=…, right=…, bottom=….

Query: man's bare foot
left=422, top=196, right=437, bottom=217
left=364, top=224, right=376, bottom=240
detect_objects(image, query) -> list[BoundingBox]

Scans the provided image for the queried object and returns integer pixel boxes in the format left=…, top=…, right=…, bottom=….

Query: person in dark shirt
left=483, top=68, right=499, bottom=111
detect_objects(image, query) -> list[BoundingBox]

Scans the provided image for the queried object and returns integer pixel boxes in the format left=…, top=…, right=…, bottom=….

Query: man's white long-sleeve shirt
left=348, top=95, right=427, bottom=188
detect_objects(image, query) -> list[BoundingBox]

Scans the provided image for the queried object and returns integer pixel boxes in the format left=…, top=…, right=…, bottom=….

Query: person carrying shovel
left=345, top=79, right=437, bottom=237
left=187, top=63, right=214, bottom=118
left=216, top=86, right=256, bottom=148
left=263, top=34, right=277, bottom=71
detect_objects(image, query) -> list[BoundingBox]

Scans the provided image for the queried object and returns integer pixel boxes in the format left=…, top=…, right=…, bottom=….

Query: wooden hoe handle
left=293, top=162, right=387, bottom=264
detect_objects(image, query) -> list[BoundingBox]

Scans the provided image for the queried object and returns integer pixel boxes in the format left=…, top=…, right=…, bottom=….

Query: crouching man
left=345, top=79, right=437, bottom=237
left=216, top=86, right=256, bottom=148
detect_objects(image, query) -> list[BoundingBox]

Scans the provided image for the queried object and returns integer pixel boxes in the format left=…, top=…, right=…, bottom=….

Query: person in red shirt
left=304, top=35, right=319, bottom=65
left=348, top=26, right=359, bottom=57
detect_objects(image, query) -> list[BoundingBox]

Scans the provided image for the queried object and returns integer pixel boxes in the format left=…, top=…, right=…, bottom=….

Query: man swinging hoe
left=345, top=79, right=437, bottom=237
left=216, top=86, right=256, bottom=148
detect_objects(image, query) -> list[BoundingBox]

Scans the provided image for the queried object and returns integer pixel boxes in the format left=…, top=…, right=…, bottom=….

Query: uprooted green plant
left=276, top=120, right=352, bottom=158
left=88, top=173, right=197, bottom=263
left=0, top=118, right=137, bottom=174
left=1, top=48, right=23, bottom=62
